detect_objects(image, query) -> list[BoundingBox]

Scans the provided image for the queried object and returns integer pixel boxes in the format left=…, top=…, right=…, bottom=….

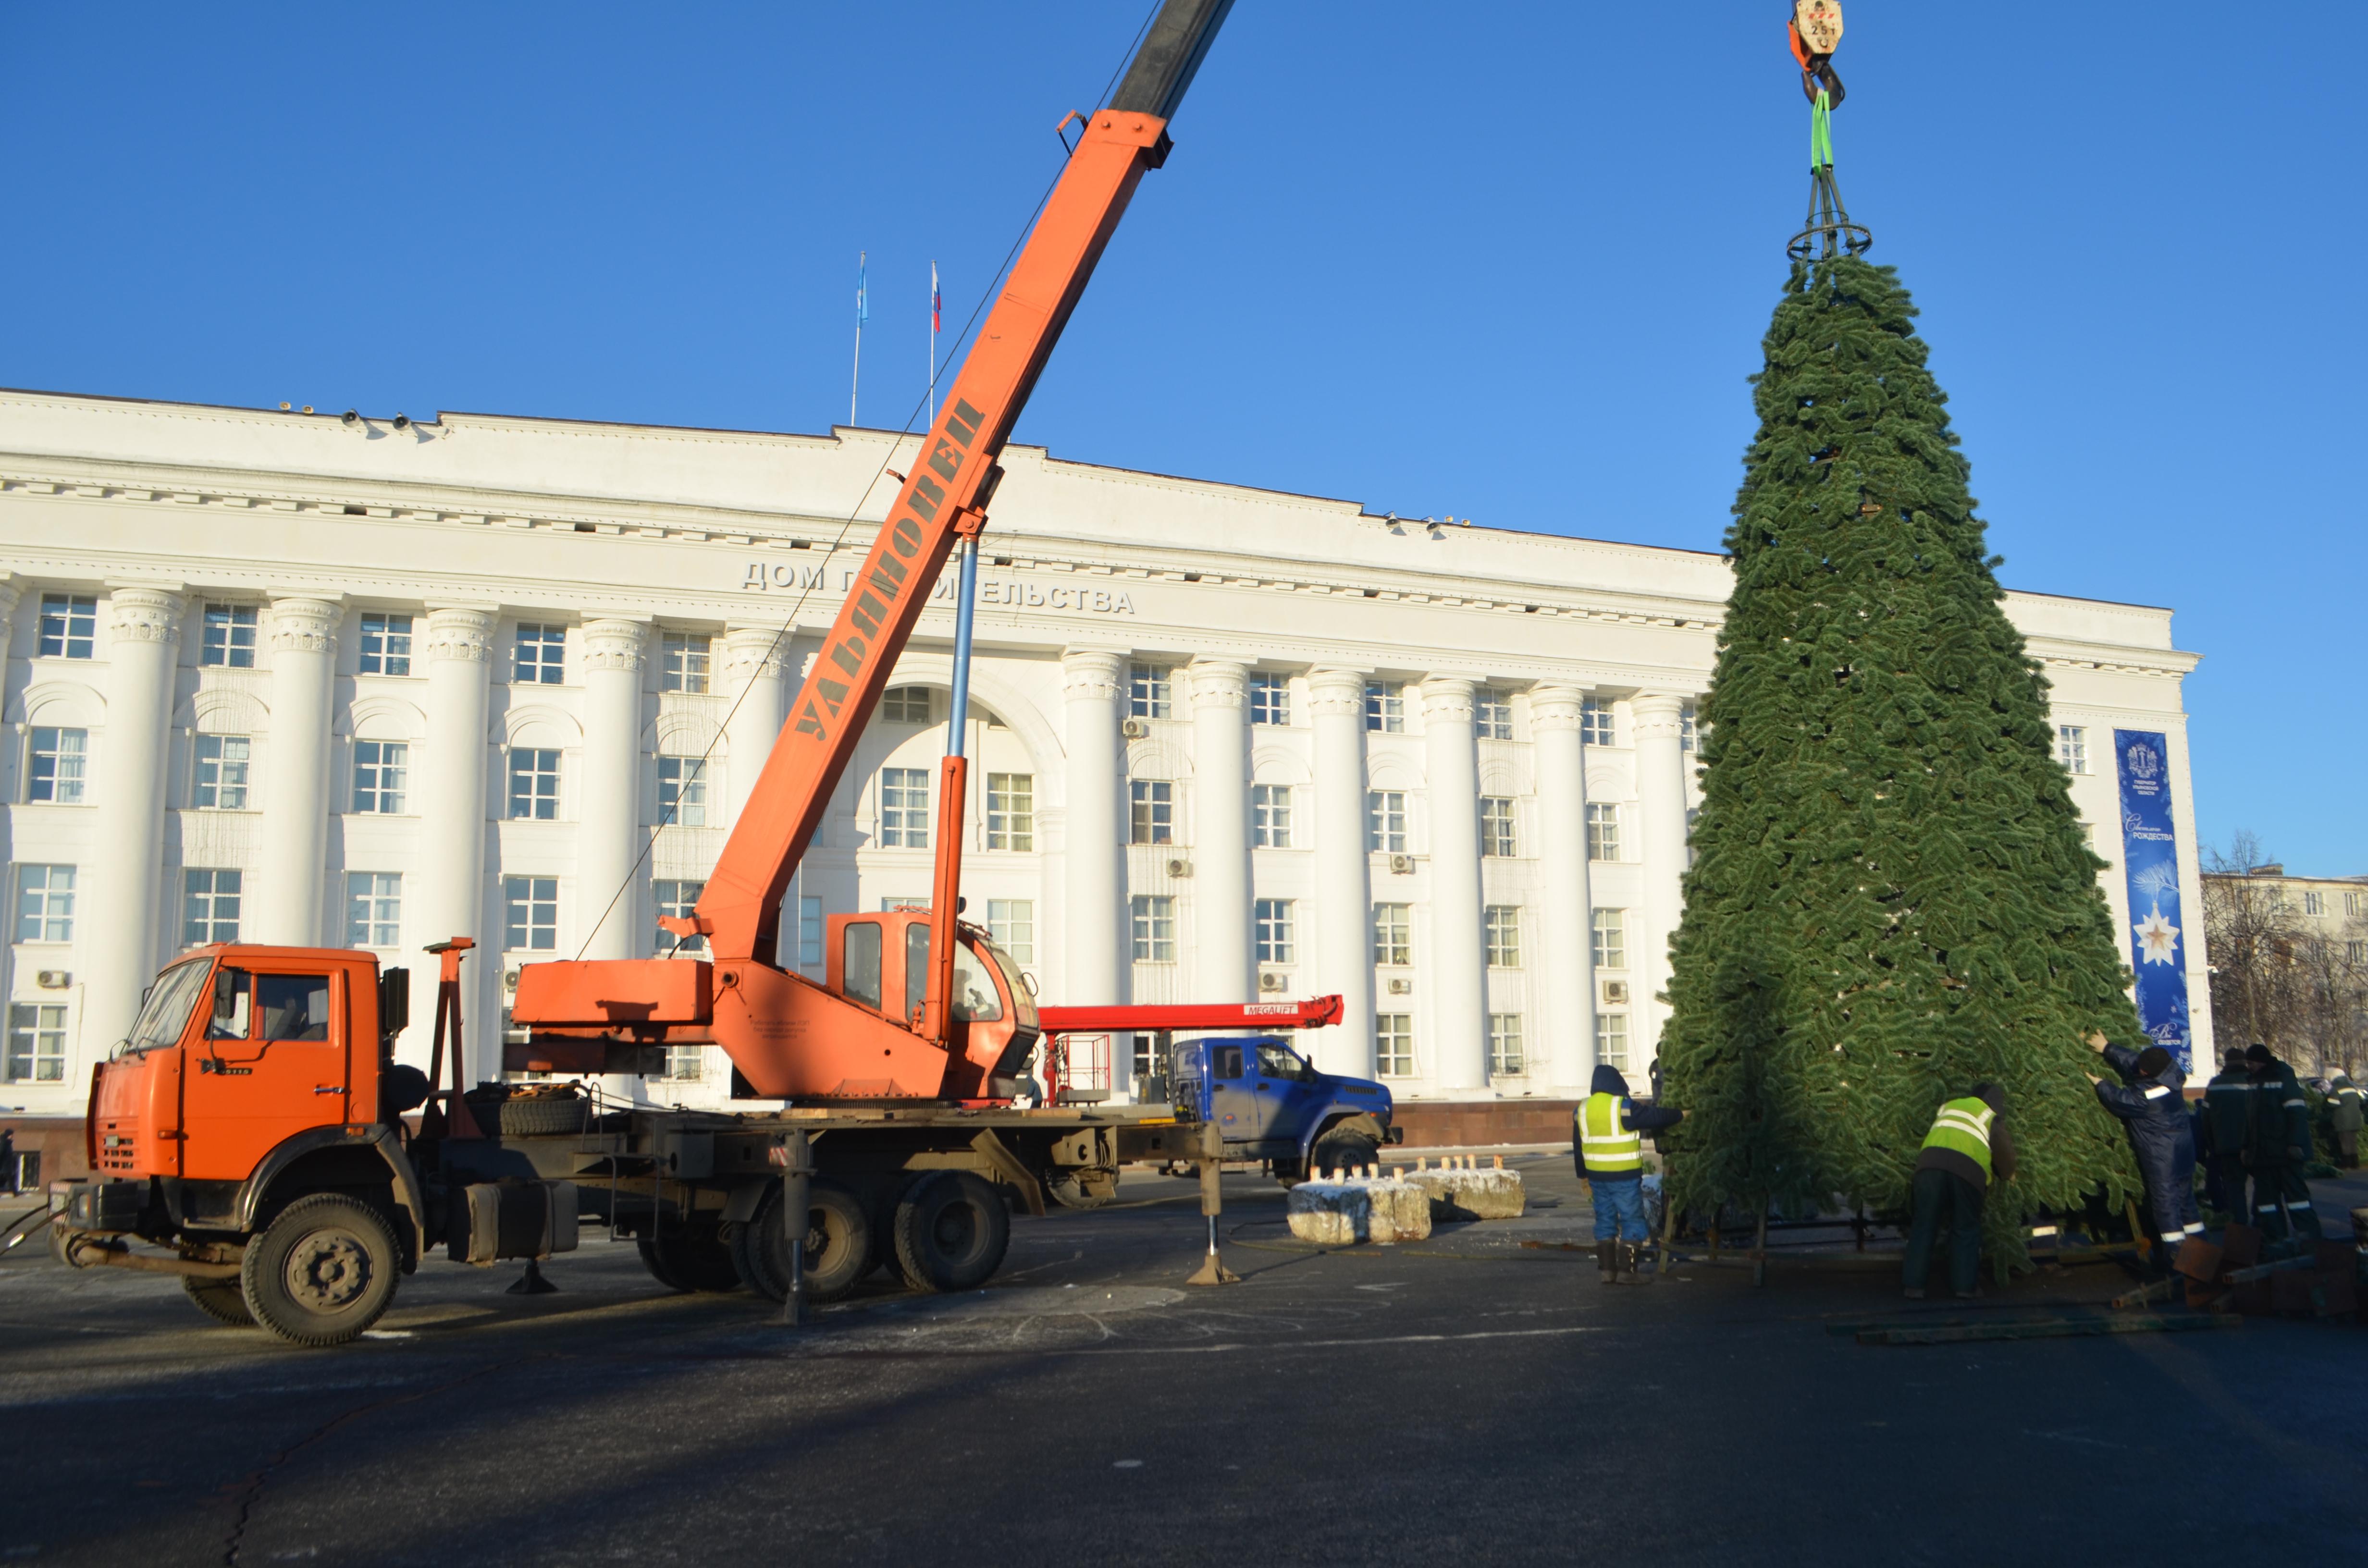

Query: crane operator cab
left=819, top=908, right=1040, bottom=1101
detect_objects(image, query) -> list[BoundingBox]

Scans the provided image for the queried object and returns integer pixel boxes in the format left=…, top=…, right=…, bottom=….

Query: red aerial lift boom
left=513, top=0, right=1242, bottom=1102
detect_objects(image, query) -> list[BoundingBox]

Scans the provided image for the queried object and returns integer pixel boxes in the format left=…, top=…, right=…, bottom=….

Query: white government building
left=0, top=389, right=2214, bottom=1119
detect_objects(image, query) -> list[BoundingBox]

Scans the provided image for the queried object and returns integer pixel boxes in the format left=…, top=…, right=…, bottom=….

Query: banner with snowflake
left=2114, top=729, right=2192, bottom=1071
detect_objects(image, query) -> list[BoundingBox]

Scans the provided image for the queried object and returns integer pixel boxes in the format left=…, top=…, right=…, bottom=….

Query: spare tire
left=732, top=1179, right=872, bottom=1303
left=892, top=1171, right=1010, bottom=1294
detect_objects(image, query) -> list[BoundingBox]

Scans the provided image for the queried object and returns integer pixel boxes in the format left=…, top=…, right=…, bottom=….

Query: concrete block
left=1286, top=1171, right=1432, bottom=1245
left=1402, top=1155, right=1527, bottom=1221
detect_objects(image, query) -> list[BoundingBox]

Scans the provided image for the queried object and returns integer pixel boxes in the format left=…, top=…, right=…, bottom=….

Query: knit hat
left=2135, top=1046, right=2172, bottom=1078
left=2245, top=1042, right=2274, bottom=1066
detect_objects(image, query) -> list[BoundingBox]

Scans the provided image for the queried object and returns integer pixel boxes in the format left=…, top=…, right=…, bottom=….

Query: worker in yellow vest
left=1577, top=1064, right=1684, bottom=1286
left=1902, top=1084, right=2016, bottom=1299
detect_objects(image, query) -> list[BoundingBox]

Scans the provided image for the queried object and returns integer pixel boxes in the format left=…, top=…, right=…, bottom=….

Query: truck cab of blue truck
left=1169, top=1035, right=1400, bottom=1181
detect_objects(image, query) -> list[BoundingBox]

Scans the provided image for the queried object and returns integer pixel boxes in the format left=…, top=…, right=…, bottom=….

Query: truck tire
left=732, top=1179, right=872, bottom=1303
left=637, top=1223, right=743, bottom=1293
left=183, top=1274, right=255, bottom=1327
left=239, top=1193, right=400, bottom=1347
left=892, top=1171, right=1010, bottom=1293
left=1307, top=1130, right=1380, bottom=1182
left=1044, top=1170, right=1111, bottom=1211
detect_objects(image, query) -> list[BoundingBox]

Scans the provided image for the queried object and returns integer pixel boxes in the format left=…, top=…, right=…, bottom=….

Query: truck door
left=1250, top=1040, right=1322, bottom=1153
left=180, top=964, right=349, bottom=1181
left=1205, top=1041, right=1262, bottom=1142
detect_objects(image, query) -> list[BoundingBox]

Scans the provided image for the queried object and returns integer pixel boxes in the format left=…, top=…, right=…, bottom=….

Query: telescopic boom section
left=692, top=0, right=1233, bottom=965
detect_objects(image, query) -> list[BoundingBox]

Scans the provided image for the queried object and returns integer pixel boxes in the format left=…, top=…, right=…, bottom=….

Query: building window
left=1372, top=902, right=1412, bottom=967
left=1251, top=784, right=1294, bottom=848
left=1131, top=894, right=1175, bottom=963
left=2349, top=892, right=2366, bottom=918
left=987, top=773, right=1034, bottom=851
left=1130, top=779, right=1173, bottom=845
left=799, top=895, right=824, bottom=968
left=26, top=727, right=87, bottom=804
left=1476, top=687, right=1513, bottom=740
left=6, top=1003, right=68, bottom=1083
left=504, top=876, right=559, bottom=951
left=2057, top=725, right=2089, bottom=775
left=1480, top=796, right=1517, bottom=858
left=1376, top=1014, right=1415, bottom=1078
left=351, top=740, right=407, bottom=814
left=1255, top=899, right=1295, bottom=965
left=182, top=868, right=242, bottom=947
left=15, top=865, right=75, bottom=942
left=1595, top=1012, right=1629, bottom=1071
left=657, top=756, right=708, bottom=827
left=660, top=632, right=712, bottom=694
left=37, top=594, right=96, bottom=659
left=879, top=767, right=929, bottom=848
left=1489, top=1014, right=1525, bottom=1077
left=193, top=734, right=253, bottom=810
left=1579, top=697, right=1614, bottom=747
left=661, top=1044, right=705, bottom=1082
left=200, top=604, right=258, bottom=668
left=654, top=878, right=706, bottom=955
left=1248, top=672, right=1290, bottom=725
left=508, top=749, right=561, bottom=820
left=881, top=686, right=931, bottom=723
left=1484, top=905, right=1521, bottom=968
left=2351, top=940, right=2367, bottom=967
left=1368, top=790, right=1407, bottom=854
left=1129, top=662, right=1170, bottom=720
left=2302, top=890, right=2325, bottom=917
left=346, top=872, right=402, bottom=947
left=1587, top=802, right=1622, bottom=862
left=515, top=623, right=566, bottom=684
left=1681, top=707, right=1699, bottom=753
left=358, top=613, right=413, bottom=676
left=1365, top=681, right=1404, bottom=733
left=1592, top=907, right=1627, bottom=969
left=987, top=898, right=1035, bottom=963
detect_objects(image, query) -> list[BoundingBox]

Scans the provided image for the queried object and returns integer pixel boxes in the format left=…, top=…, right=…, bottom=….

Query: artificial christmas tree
left=1657, top=254, right=2144, bottom=1272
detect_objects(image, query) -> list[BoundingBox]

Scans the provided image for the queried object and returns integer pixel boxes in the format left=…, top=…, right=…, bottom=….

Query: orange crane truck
left=48, top=0, right=1396, bottom=1347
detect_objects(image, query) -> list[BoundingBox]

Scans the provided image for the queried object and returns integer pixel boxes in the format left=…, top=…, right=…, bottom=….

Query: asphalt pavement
left=3, top=1154, right=2365, bottom=1567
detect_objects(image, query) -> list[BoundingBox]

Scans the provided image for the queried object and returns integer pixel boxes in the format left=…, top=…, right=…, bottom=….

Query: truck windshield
left=122, top=958, right=213, bottom=1054
left=902, top=926, right=1006, bottom=1023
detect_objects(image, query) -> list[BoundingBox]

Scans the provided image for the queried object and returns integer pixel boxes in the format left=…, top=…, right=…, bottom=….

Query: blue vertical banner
left=2113, top=729, right=2192, bottom=1071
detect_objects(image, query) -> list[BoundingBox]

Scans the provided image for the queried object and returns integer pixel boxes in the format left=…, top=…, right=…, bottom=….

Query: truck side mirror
left=212, top=968, right=237, bottom=1018
left=378, top=967, right=411, bottom=1042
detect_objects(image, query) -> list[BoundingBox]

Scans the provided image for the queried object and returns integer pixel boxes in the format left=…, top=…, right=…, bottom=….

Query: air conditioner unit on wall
left=1387, top=977, right=1412, bottom=995
left=1166, top=858, right=1193, bottom=878
left=504, top=969, right=522, bottom=992
left=1388, top=854, right=1415, bottom=875
left=1601, top=980, right=1628, bottom=1005
left=1121, top=718, right=1149, bottom=739
left=35, top=970, right=70, bottom=990
left=1258, top=971, right=1287, bottom=993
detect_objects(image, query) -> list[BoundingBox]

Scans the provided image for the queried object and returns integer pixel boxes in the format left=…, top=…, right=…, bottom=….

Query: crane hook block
left=1793, top=0, right=1842, bottom=58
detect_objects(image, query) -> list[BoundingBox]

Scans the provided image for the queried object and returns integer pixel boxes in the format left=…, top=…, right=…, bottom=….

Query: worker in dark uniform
left=2327, top=1074, right=2363, bottom=1169
left=2085, top=1032, right=2201, bottom=1268
left=2203, top=1048, right=2256, bottom=1225
left=1902, top=1084, right=2015, bottom=1300
left=2244, top=1043, right=2322, bottom=1241
left=1576, top=1064, right=1682, bottom=1286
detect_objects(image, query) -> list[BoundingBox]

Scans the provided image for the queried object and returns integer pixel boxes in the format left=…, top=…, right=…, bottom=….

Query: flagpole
left=928, top=260, right=939, bottom=428
left=850, top=249, right=867, bottom=427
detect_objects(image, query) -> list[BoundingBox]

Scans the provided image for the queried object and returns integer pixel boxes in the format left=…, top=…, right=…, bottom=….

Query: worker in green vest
left=1901, top=1084, right=2016, bottom=1299
left=1576, top=1064, right=1684, bottom=1286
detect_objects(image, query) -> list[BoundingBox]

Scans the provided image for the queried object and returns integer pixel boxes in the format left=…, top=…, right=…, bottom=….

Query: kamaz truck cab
left=1169, top=1035, right=1399, bottom=1183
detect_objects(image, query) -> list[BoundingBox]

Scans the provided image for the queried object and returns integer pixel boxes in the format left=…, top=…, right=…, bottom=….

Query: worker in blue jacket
left=2086, top=1032, right=2201, bottom=1269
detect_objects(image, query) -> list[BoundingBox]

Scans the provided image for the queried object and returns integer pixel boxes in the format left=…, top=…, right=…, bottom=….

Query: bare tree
left=2292, top=911, right=2368, bottom=1080
left=2200, top=831, right=2307, bottom=1061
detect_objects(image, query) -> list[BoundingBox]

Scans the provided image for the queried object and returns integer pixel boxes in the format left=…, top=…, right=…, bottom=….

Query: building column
left=1308, top=669, right=1373, bottom=1077
left=721, top=625, right=791, bottom=829
left=1420, top=675, right=1486, bottom=1094
left=577, top=618, right=650, bottom=964
left=1187, top=660, right=1251, bottom=1005
left=1061, top=649, right=1126, bottom=1085
left=420, top=607, right=494, bottom=1077
left=86, top=586, right=183, bottom=1052
left=1632, top=691, right=1690, bottom=1076
left=256, top=595, right=340, bottom=946
left=1531, top=684, right=1596, bottom=1094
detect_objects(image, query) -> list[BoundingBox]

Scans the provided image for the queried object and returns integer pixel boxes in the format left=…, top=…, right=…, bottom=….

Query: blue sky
left=4, top=3, right=2361, bottom=872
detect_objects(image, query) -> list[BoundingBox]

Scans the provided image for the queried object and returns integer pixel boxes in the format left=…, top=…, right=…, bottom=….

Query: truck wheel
left=1044, top=1170, right=1111, bottom=1211
left=183, top=1274, right=255, bottom=1327
left=637, top=1223, right=742, bottom=1294
left=733, top=1179, right=872, bottom=1303
left=240, top=1194, right=400, bottom=1347
left=1308, top=1131, right=1380, bottom=1181
left=893, top=1171, right=1010, bottom=1293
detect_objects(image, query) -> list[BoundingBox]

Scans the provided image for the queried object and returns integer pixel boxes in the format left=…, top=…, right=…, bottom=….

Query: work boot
left=1618, top=1242, right=1656, bottom=1285
left=1595, top=1240, right=1618, bottom=1285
